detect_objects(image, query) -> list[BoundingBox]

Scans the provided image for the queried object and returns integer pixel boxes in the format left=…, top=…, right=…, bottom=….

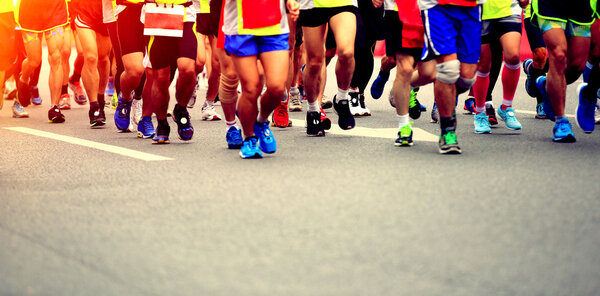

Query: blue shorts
left=421, top=5, right=482, bottom=64
left=225, top=34, right=290, bottom=56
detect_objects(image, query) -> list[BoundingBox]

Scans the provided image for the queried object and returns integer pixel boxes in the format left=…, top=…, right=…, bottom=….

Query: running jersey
left=482, top=0, right=520, bottom=20
left=141, top=0, right=197, bottom=22
left=418, top=0, right=484, bottom=10
left=222, top=0, right=289, bottom=36
left=299, top=0, right=357, bottom=10
left=197, top=0, right=208, bottom=12
left=102, top=0, right=122, bottom=23
left=0, top=0, right=13, bottom=13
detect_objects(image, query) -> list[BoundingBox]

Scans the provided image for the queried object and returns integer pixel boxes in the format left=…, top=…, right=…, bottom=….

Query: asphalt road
left=1, top=53, right=599, bottom=295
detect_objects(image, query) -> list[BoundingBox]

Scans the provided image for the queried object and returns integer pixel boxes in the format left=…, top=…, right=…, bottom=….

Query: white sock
left=226, top=120, right=237, bottom=128
left=335, top=88, right=349, bottom=102
left=475, top=106, right=485, bottom=114
left=290, top=86, right=299, bottom=94
left=501, top=99, right=512, bottom=107
left=308, top=101, right=319, bottom=112
left=397, top=114, right=409, bottom=129
left=282, top=90, right=288, bottom=103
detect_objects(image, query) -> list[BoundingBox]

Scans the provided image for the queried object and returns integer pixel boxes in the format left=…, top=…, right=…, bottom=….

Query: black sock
left=440, top=116, right=456, bottom=134
left=379, top=70, right=390, bottom=81
left=174, top=103, right=186, bottom=114
left=89, top=101, right=99, bottom=110
left=97, top=94, right=105, bottom=107
left=61, top=84, right=68, bottom=95
left=158, top=118, right=169, bottom=127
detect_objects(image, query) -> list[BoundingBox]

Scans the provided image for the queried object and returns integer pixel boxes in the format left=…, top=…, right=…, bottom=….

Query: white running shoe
left=128, top=98, right=143, bottom=132
left=289, top=88, right=302, bottom=111
left=201, top=103, right=222, bottom=121
left=188, top=74, right=201, bottom=108
left=349, top=91, right=363, bottom=116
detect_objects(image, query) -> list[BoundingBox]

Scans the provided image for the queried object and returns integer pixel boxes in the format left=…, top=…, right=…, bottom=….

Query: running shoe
left=254, top=121, right=277, bottom=153
left=409, top=89, right=422, bottom=119
left=48, top=105, right=65, bottom=123
left=188, top=77, right=200, bottom=108
left=389, top=89, right=396, bottom=108
left=12, top=101, right=29, bottom=118
left=16, top=78, right=31, bottom=107
left=240, top=136, right=262, bottom=159
left=137, top=116, right=156, bottom=138
left=321, top=95, right=333, bottom=109
left=114, top=94, right=132, bottom=131
left=307, top=111, right=325, bottom=136
left=552, top=117, right=576, bottom=143
left=486, top=104, right=498, bottom=125
left=395, top=122, right=414, bottom=147
left=4, top=79, right=16, bottom=101
left=595, top=103, right=600, bottom=124
left=536, top=75, right=555, bottom=121
left=497, top=106, right=522, bottom=130
left=333, top=95, right=355, bottom=130
left=523, top=58, right=539, bottom=98
left=110, top=93, right=117, bottom=109
left=431, top=103, right=439, bottom=123
left=463, top=96, right=475, bottom=114
left=105, top=76, right=115, bottom=97
left=370, top=72, right=388, bottom=99
left=69, top=80, right=87, bottom=105
left=576, top=83, right=596, bottom=133
left=31, top=86, right=42, bottom=105
left=152, top=122, right=170, bottom=144
left=226, top=126, right=243, bottom=149
left=349, top=91, right=363, bottom=116
left=58, top=93, right=71, bottom=110
left=358, top=93, right=371, bottom=116
left=272, top=101, right=291, bottom=128
left=129, top=98, right=143, bottom=132
left=289, top=88, right=303, bottom=111
left=320, top=107, right=331, bottom=130
left=172, top=104, right=194, bottom=140
left=89, top=104, right=105, bottom=127
left=438, top=131, right=461, bottom=154
left=535, top=103, right=547, bottom=119
left=474, top=112, right=491, bottom=134
left=201, top=103, right=222, bottom=121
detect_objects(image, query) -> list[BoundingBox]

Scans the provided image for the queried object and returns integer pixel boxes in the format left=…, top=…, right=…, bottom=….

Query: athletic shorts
left=145, top=22, right=197, bottom=69
left=299, top=6, right=357, bottom=27
left=117, top=5, right=145, bottom=55
left=325, top=29, right=336, bottom=49
left=68, top=1, right=78, bottom=31
left=532, top=0, right=595, bottom=36
left=384, top=10, right=423, bottom=60
left=524, top=15, right=545, bottom=50
left=196, top=0, right=222, bottom=36
left=225, top=33, right=289, bottom=56
left=0, top=12, right=15, bottom=71
left=75, top=0, right=108, bottom=35
left=421, top=5, right=481, bottom=64
left=22, top=26, right=65, bottom=43
left=358, top=1, right=385, bottom=42
left=16, top=0, right=69, bottom=32
left=481, top=15, right=521, bottom=44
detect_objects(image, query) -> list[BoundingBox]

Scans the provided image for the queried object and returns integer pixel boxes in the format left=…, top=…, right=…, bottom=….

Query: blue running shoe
left=31, top=86, right=42, bottom=105
left=240, top=136, right=262, bottom=159
left=137, top=116, right=156, bottom=138
left=226, top=126, right=243, bottom=149
left=370, top=73, right=388, bottom=99
left=536, top=76, right=555, bottom=121
left=523, top=59, right=538, bottom=98
left=152, top=122, right=170, bottom=144
left=497, top=106, right=522, bottom=130
left=172, top=104, right=194, bottom=140
left=535, top=103, right=547, bottom=119
left=464, top=96, right=475, bottom=114
left=114, top=94, right=132, bottom=131
left=474, top=112, right=491, bottom=134
left=430, top=103, right=439, bottom=123
left=254, top=122, right=277, bottom=153
left=552, top=117, right=576, bottom=142
left=576, top=83, right=596, bottom=133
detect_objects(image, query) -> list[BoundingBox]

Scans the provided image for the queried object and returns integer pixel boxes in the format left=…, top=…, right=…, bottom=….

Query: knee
left=336, top=48, right=354, bottom=64
left=548, top=47, right=568, bottom=70
left=178, top=66, right=196, bottom=82
left=241, top=81, right=261, bottom=98
left=47, top=50, right=62, bottom=67
left=126, top=63, right=145, bottom=79
left=504, top=55, right=521, bottom=67
left=435, top=60, right=460, bottom=84
left=266, top=83, right=285, bottom=99
left=307, top=57, right=323, bottom=73
left=84, top=53, right=99, bottom=66
left=396, top=61, right=414, bottom=78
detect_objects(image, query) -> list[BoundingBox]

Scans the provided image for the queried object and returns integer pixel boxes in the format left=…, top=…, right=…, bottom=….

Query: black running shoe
left=307, top=111, right=325, bottom=136
left=333, top=95, right=355, bottom=130
left=172, top=104, right=194, bottom=141
left=48, top=105, right=65, bottom=123
left=438, top=131, right=461, bottom=154
left=98, top=106, right=106, bottom=124
left=89, top=104, right=105, bottom=127
left=486, top=105, right=498, bottom=125
left=153, top=122, right=171, bottom=144
left=409, top=88, right=422, bottom=120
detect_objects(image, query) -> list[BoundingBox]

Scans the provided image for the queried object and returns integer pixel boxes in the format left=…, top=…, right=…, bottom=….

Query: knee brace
left=435, top=60, right=460, bottom=84
left=456, top=76, right=476, bottom=95
left=219, top=74, right=239, bottom=104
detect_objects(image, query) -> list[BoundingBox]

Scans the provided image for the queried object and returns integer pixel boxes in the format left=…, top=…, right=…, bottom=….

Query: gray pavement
left=1, top=55, right=600, bottom=295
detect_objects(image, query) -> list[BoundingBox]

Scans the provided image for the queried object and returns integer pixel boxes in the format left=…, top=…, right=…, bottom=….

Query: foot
left=137, top=116, right=156, bottom=139
left=497, top=106, right=522, bottom=130
left=226, top=126, right=243, bottom=149
left=409, top=89, right=422, bottom=119
left=201, top=103, right=222, bottom=121
left=535, top=103, right=547, bottom=119
left=552, top=117, right=576, bottom=143
left=486, top=104, right=498, bottom=125
left=152, top=122, right=171, bottom=144
left=358, top=93, right=371, bottom=116
left=69, top=80, right=87, bottom=105
left=395, top=122, right=414, bottom=146
left=349, top=91, right=363, bottom=116
left=463, top=96, right=475, bottom=114
left=576, top=83, right=596, bottom=133
left=114, top=94, right=132, bottom=131
left=333, top=95, right=355, bottom=130
left=172, top=104, right=194, bottom=141
left=272, top=101, right=290, bottom=128
left=438, top=131, right=461, bottom=154
left=48, top=105, right=65, bottom=123
left=536, top=76, right=555, bottom=121
left=58, top=93, right=71, bottom=110
left=474, top=112, right=491, bottom=134
left=254, top=121, right=277, bottom=153
left=370, top=73, right=388, bottom=99
left=240, top=136, right=262, bottom=159
left=306, top=111, right=325, bottom=136
left=31, top=86, right=42, bottom=105
left=12, top=101, right=29, bottom=118
left=289, top=88, right=303, bottom=112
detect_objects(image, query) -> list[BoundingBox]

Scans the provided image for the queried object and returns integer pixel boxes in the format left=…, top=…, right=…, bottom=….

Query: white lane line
left=289, top=119, right=438, bottom=142
left=514, top=109, right=575, bottom=118
left=4, top=127, right=173, bottom=161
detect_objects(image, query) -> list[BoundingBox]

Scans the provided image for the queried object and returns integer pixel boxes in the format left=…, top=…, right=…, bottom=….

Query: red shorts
left=75, top=0, right=108, bottom=35
left=16, top=0, right=69, bottom=32
left=0, top=12, right=16, bottom=70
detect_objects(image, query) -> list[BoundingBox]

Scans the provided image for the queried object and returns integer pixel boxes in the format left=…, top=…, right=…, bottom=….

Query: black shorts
left=481, top=17, right=521, bottom=44
left=357, top=0, right=385, bottom=41
left=0, top=12, right=15, bottom=71
left=524, top=16, right=545, bottom=50
left=75, top=0, right=108, bottom=35
left=195, top=0, right=221, bottom=36
left=299, top=6, right=357, bottom=27
left=146, top=22, right=197, bottom=69
left=116, top=5, right=145, bottom=55
left=325, top=28, right=336, bottom=49
left=532, top=0, right=596, bottom=26
left=384, top=11, right=422, bottom=60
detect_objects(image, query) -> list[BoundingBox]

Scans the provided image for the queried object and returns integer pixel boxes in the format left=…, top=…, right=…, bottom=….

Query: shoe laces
left=276, top=103, right=287, bottom=117
left=443, top=131, right=457, bottom=145
left=141, top=118, right=154, bottom=132
left=409, top=92, right=418, bottom=108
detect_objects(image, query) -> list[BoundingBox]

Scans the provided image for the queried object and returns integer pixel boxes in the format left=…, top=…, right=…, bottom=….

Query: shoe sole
left=138, top=132, right=155, bottom=139
left=474, top=130, right=491, bottom=134
left=152, top=138, right=170, bottom=144
left=239, top=152, right=262, bottom=159
left=576, top=86, right=596, bottom=134
left=394, top=141, right=414, bottom=147
left=553, top=135, right=576, bottom=143
left=439, top=147, right=462, bottom=154
left=322, top=102, right=333, bottom=109
left=48, top=117, right=65, bottom=123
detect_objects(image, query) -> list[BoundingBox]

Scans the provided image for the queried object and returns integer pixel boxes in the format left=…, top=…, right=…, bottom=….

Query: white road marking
left=514, top=109, right=575, bottom=118
left=4, top=127, right=173, bottom=161
left=289, top=119, right=439, bottom=142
